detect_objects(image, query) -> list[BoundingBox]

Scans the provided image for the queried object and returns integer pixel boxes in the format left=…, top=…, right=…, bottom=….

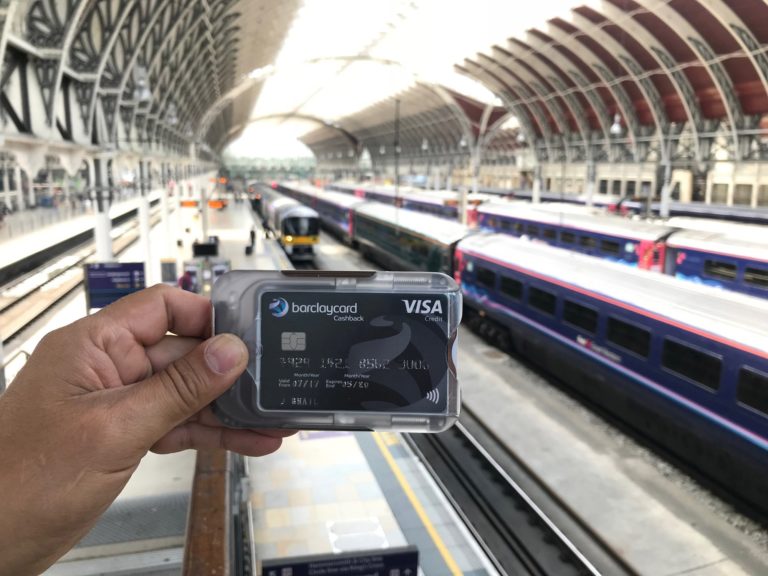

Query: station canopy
left=220, top=0, right=767, bottom=164
left=8, top=0, right=763, bottom=163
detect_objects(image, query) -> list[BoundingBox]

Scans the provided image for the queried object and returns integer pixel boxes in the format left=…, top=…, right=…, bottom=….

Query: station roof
left=2, top=0, right=765, bottom=161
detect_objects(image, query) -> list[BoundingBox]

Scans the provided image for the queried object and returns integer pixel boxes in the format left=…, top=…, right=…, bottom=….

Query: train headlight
left=285, top=235, right=293, bottom=243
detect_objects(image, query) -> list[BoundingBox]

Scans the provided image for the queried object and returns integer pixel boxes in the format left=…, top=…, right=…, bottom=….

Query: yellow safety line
left=372, top=432, right=463, bottom=576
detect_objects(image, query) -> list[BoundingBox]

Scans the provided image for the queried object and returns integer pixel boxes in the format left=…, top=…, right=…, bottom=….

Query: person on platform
left=178, top=269, right=194, bottom=292
left=0, top=285, right=293, bottom=575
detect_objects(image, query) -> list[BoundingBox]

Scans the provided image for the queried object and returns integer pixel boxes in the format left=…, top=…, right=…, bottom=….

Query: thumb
left=128, top=333, right=248, bottom=445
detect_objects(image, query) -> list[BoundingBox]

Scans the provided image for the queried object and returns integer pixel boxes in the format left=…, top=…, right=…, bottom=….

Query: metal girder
left=599, top=1, right=703, bottom=163
left=634, top=0, right=743, bottom=158
left=523, top=32, right=613, bottom=148
left=490, top=45, right=573, bottom=158
left=543, top=20, right=640, bottom=161
left=459, top=59, right=548, bottom=162
left=502, top=40, right=591, bottom=157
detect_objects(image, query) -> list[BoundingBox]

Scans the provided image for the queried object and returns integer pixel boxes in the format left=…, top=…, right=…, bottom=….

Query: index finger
left=98, top=284, right=212, bottom=345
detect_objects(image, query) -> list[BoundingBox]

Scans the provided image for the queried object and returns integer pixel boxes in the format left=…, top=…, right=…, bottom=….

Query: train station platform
left=0, top=191, right=162, bottom=275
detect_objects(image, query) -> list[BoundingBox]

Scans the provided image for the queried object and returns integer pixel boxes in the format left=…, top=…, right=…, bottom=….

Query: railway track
left=0, top=209, right=162, bottom=346
left=406, top=411, right=635, bottom=576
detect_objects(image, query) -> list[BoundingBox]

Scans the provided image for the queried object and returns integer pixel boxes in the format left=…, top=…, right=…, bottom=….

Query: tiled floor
left=248, top=431, right=496, bottom=576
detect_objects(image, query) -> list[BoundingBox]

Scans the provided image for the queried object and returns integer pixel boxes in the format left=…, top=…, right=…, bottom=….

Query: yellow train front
left=265, top=195, right=320, bottom=261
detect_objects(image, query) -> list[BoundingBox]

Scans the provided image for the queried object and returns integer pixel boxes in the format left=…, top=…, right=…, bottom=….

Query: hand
left=0, top=284, right=292, bottom=575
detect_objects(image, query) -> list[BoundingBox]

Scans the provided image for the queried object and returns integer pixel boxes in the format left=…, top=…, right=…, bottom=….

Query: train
left=457, top=233, right=768, bottom=515
left=476, top=202, right=768, bottom=299
left=278, top=181, right=768, bottom=299
left=252, top=184, right=320, bottom=261
left=249, top=182, right=768, bottom=515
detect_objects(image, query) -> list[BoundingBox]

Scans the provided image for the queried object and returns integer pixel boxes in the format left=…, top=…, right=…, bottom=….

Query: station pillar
left=138, top=160, right=152, bottom=284
left=2, top=158, right=10, bottom=208
left=532, top=165, right=542, bottom=204
left=161, top=163, right=173, bottom=255
left=200, top=183, right=209, bottom=240
left=92, top=158, right=113, bottom=262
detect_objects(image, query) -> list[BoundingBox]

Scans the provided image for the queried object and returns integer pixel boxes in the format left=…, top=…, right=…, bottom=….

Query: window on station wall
left=737, top=367, right=768, bottom=417
left=704, top=259, right=737, bottom=281
left=599, top=180, right=609, bottom=194
left=733, top=184, right=753, bottom=206
left=476, top=266, right=496, bottom=289
left=745, top=267, right=768, bottom=289
left=607, top=317, right=651, bottom=358
left=611, top=180, right=622, bottom=195
left=574, top=179, right=583, bottom=193
left=758, top=185, right=768, bottom=207
left=625, top=181, right=636, bottom=197
left=711, top=183, right=728, bottom=204
left=563, top=300, right=598, bottom=334
left=662, top=338, right=722, bottom=391
left=500, top=276, right=523, bottom=301
left=641, top=181, right=652, bottom=198
left=529, top=286, right=556, bottom=316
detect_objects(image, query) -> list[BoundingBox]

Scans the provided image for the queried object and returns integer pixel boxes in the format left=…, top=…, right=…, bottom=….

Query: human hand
left=0, top=284, right=292, bottom=575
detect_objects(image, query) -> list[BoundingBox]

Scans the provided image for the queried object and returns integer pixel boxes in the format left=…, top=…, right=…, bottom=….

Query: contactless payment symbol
left=281, top=332, right=306, bottom=351
left=269, top=297, right=289, bottom=317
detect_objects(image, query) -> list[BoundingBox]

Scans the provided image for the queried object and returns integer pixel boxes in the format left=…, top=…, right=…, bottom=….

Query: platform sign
left=85, top=262, right=145, bottom=310
left=211, top=259, right=231, bottom=283
left=261, top=546, right=418, bottom=576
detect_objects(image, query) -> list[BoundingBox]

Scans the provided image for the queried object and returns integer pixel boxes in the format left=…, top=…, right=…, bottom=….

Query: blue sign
left=261, top=546, right=418, bottom=576
left=85, top=262, right=146, bottom=310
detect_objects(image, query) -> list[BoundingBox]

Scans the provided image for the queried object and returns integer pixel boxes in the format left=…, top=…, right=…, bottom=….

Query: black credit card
left=258, top=291, right=449, bottom=413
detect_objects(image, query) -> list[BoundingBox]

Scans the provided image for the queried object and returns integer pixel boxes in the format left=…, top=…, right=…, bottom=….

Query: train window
left=476, top=266, right=496, bottom=289
left=662, top=338, right=721, bottom=391
left=500, top=276, right=523, bottom=300
left=501, top=220, right=513, bottom=232
left=745, top=267, right=768, bottom=289
left=561, top=232, right=575, bottom=244
left=600, top=240, right=621, bottom=256
left=704, top=259, right=737, bottom=281
left=513, top=222, right=524, bottom=234
left=579, top=236, right=596, bottom=249
left=563, top=300, right=598, bottom=334
left=737, top=367, right=768, bottom=417
left=607, top=317, right=650, bottom=358
left=529, top=286, right=556, bottom=316
left=543, top=228, right=556, bottom=240
left=527, top=225, right=539, bottom=237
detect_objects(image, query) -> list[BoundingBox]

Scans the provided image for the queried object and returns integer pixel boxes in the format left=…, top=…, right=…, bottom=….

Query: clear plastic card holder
left=211, top=270, right=461, bottom=432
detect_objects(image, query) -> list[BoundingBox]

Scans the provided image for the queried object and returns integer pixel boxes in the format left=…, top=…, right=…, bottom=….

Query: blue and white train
left=457, top=233, right=768, bottom=513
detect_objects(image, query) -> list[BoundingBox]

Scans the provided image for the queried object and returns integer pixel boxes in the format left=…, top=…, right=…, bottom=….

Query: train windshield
left=284, top=217, right=319, bottom=236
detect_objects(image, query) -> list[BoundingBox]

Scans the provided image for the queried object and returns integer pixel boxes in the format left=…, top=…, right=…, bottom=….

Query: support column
left=13, top=165, right=22, bottom=210
left=162, top=164, right=172, bottom=255
left=585, top=161, right=596, bottom=208
left=532, top=165, right=542, bottom=204
left=2, top=158, right=10, bottom=209
left=93, top=158, right=113, bottom=261
left=660, top=154, right=672, bottom=219
left=138, top=160, right=152, bottom=284
left=200, top=184, right=209, bottom=240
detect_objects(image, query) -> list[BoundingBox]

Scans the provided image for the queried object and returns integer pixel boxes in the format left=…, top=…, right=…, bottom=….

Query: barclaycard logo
left=269, top=297, right=289, bottom=317
left=402, top=299, right=443, bottom=315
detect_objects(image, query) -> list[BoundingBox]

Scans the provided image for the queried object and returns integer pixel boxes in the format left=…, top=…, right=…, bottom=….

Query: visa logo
left=402, top=299, right=443, bottom=314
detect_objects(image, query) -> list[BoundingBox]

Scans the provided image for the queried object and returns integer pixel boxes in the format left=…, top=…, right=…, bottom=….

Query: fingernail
left=205, top=334, right=246, bottom=374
